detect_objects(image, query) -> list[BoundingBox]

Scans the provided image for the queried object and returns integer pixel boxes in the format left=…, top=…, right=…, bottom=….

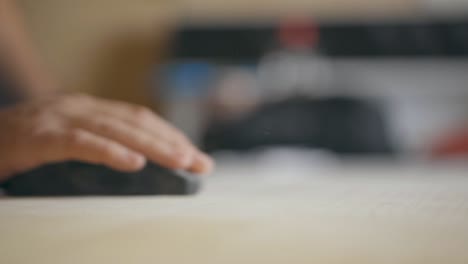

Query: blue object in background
left=161, top=62, right=216, bottom=100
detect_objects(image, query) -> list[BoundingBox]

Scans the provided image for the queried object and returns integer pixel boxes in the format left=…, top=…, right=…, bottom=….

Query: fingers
left=96, top=99, right=188, bottom=143
left=189, top=150, right=215, bottom=174
left=38, top=129, right=146, bottom=172
left=88, top=98, right=214, bottom=174
left=0, top=93, right=215, bottom=181
left=74, top=117, right=194, bottom=170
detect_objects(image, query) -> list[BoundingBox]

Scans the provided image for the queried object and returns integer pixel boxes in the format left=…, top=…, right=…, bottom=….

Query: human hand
left=0, top=93, right=214, bottom=181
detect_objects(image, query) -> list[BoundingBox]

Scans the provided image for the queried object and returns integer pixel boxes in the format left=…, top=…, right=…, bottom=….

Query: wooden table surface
left=1, top=154, right=467, bottom=264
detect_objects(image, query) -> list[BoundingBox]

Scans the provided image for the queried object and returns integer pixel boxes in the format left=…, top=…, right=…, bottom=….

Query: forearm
left=0, top=0, right=58, bottom=99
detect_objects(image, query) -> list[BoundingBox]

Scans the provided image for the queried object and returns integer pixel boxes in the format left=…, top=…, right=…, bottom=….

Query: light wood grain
left=1, top=159, right=467, bottom=264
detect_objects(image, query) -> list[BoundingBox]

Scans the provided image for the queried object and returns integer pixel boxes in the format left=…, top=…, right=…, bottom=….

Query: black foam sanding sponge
left=1, top=161, right=201, bottom=196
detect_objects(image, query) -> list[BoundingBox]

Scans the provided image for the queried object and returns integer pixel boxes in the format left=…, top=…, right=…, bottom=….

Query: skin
left=0, top=0, right=57, bottom=98
left=0, top=93, right=214, bottom=181
left=0, top=0, right=214, bottom=181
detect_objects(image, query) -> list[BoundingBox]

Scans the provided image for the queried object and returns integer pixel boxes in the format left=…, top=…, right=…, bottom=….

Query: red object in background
left=432, top=127, right=468, bottom=158
left=278, top=17, right=319, bottom=49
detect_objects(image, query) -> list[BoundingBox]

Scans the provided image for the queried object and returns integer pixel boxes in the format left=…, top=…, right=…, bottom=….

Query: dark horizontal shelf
left=170, top=19, right=468, bottom=61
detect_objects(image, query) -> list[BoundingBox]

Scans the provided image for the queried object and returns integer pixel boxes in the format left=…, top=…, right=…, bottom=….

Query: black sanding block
left=1, top=161, right=201, bottom=196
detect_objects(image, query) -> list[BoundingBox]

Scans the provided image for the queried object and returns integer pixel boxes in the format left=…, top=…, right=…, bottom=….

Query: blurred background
left=17, top=0, right=468, bottom=163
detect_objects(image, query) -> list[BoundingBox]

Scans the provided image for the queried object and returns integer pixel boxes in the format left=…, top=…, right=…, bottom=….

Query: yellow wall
left=18, top=0, right=178, bottom=108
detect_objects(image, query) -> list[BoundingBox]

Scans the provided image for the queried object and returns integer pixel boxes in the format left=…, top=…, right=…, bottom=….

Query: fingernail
left=196, top=152, right=215, bottom=174
left=126, top=152, right=146, bottom=168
